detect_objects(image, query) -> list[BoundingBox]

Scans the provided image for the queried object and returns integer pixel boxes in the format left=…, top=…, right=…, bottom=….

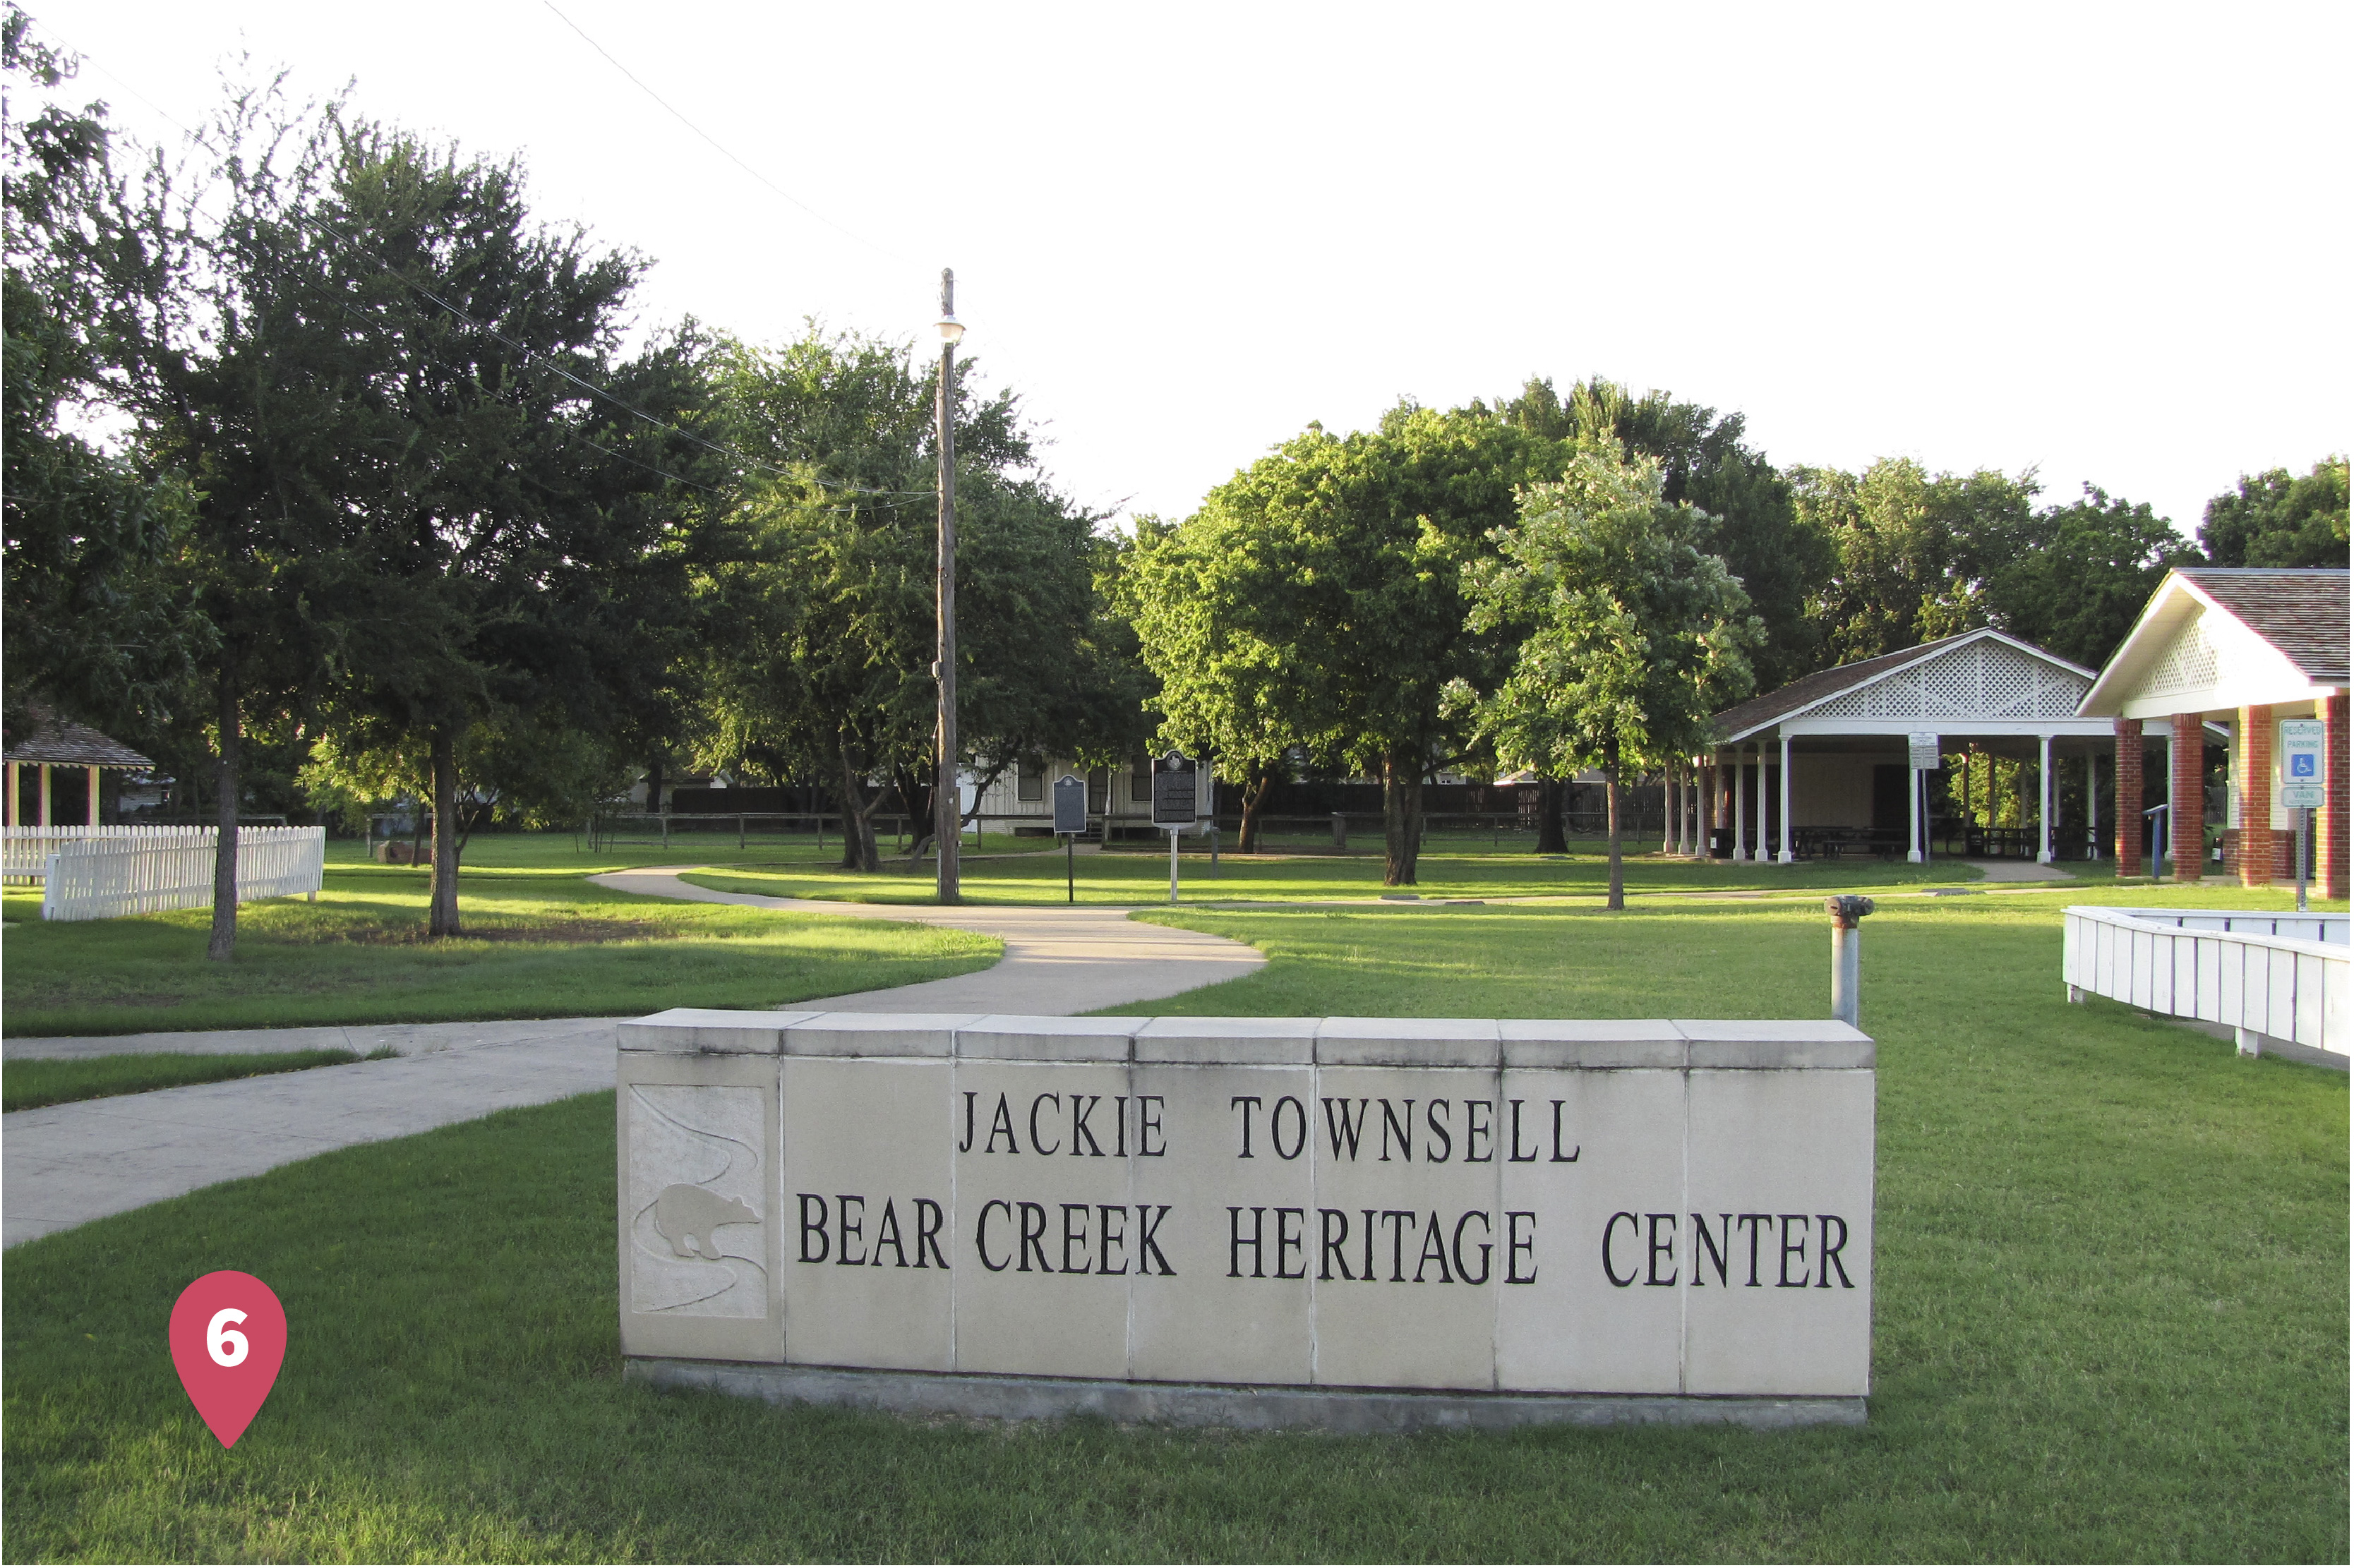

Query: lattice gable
left=2138, top=613, right=2223, bottom=701
left=1799, top=635, right=2090, bottom=723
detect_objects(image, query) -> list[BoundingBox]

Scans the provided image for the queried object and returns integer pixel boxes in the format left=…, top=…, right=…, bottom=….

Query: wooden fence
left=35, top=826, right=325, bottom=921
left=2062, top=905, right=2348, bottom=1055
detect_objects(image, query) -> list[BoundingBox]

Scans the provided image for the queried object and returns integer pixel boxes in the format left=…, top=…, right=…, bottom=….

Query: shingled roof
left=2, top=717, right=154, bottom=768
left=1710, top=633, right=1975, bottom=740
left=2175, top=569, right=2349, bottom=683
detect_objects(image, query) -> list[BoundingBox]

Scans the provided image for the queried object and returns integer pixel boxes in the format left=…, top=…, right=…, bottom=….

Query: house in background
left=2078, top=567, right=2348, bottom=898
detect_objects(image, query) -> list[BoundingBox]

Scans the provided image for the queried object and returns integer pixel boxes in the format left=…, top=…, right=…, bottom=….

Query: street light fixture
left=935, top=270, right=961, bottom=904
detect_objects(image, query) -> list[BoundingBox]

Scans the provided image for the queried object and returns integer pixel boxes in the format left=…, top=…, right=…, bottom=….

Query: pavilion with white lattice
left=1673, top=628, right=2199, bottom=866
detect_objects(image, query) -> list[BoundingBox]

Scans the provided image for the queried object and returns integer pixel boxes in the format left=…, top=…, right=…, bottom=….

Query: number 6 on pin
left=168, top=1271, right=286, bottom=1448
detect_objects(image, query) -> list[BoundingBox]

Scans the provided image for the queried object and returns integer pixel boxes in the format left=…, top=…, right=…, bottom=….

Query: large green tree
left=1136, top=405, right=1556, bottom=884
left=2199, top=457, right=2349, bottom=568
left=308, top=126, right=719, bottom=935
left=102, top=83, right=387, bottom=958
left=1791, top=458, right=2038, bottom=668
left=1978, top=484, right=2197, bottom=670
left=1456, top=441, right=1762, bottom=909
left=1, top=11, right=206, bottom=741
left=1501, top=376, right=1829, bottom=689
left=699, top=329, right=1142, bottom=874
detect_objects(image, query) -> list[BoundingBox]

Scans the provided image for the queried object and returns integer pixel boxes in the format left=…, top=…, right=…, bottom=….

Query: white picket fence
left=32, top=826, right=325, bottom=921
left=2, top=824, right=219, bottom=883
left=2062, top=905, right=2349, bottom=1056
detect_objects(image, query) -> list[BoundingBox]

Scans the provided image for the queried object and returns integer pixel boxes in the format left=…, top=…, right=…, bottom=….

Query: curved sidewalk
left=4, top=876, right=1261, bottom=1247
left=587, top=866, right=1263, bottom=1014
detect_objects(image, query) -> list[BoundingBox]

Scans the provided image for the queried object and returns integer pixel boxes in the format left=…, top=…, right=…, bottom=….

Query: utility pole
left=935, top=268, right=962, bottom=903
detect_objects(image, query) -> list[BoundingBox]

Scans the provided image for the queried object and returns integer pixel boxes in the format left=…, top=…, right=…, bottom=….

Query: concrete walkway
left=3, top=875, right=1261, bottom=1247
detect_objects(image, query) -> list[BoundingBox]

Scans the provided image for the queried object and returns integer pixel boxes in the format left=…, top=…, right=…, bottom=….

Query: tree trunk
left=838, top=744, right=880, bottom=872
left=1237, top=763, right=1276, bottom=854
left=894, top=762, right=937, bottom=865
left=645, top=752, right=664, bottom=816
left=205, top=661, right=241, bottom=962
left=1604, top=746, right=1625, bottom=911
left=428, top=725, right=462, bottom=936
left=1381, top=747, right=1424, bottom=886
left=1535, top=776, right=1567, bottom=854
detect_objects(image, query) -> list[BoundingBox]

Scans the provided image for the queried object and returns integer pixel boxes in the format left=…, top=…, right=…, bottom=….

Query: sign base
left=626, top=1357, right=1868, bottom=1433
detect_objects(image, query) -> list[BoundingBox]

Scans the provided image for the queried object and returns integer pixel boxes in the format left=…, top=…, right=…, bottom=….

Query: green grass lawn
left=1, top=835, right=998, bottom=1037
left=4, top=881, right=2342, bottom=1561
left=680, top=836, right=1990, bottom=906
left=1, top=1048, right=400, bottom=1111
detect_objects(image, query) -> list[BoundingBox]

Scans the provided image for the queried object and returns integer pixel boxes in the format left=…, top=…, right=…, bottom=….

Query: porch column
left=1778, top=732, right=1794, bottom=863
left=37, top=763, right=52, bottom=828
left=3, top=761, right=14, bottom=827
left=1907, top=753, right=1922, bottom=863
left=2235, top=703, right=2275, bottom=886
left=1731, top=749, right=1747, bottom=860
left=2169, top=713, right=2204, bottom=880
left=2322, top=693, right=2347, bottom=901
left=2085, top=753, right=2098, bottom=860
left=87, top=764, right=101, bottom=828
left=2112, top=720, right=2143, bottom=874
left=2036, top=733, right=2054, bottom=863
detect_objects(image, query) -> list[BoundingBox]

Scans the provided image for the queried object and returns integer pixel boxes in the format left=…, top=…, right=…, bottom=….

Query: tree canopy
left=1456, top=440, right=1761, bottom=906
left=2199, top=457, right=2350, bottom=569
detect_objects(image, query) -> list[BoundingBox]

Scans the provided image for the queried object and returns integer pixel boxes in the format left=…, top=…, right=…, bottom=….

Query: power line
left=16, top=8, right=946, bottom=507
left=537, top=1, right=916, bottom=272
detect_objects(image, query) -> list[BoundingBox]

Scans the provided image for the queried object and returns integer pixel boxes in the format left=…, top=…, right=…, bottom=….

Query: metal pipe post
left=1826, top=895, right=1875, bottom=1028
left=935, top=268, right=961, bottom=904
left=1169, top=829, right=1180, bottom=905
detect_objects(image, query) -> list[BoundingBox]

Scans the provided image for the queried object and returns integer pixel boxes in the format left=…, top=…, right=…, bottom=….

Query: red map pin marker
left=167, top=1271, right=286, bottom=1449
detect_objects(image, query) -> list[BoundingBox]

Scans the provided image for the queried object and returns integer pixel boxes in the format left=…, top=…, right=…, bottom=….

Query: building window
left=1017, top=759, right=1043, bottom=802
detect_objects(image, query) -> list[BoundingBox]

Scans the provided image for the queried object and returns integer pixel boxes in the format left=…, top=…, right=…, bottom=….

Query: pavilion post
left=1779, top=733, right=1794, bottom=864
left=3, top=761, right=14, bottom=827
left=2235, top=704, right=2275, bottom=886
left=2036, top=733, right=2055, bottom=863
left=38, top=763, right=51, bottom=828
left=2168, top=713, right=2204, bottom=879
left=2112, top=720, right=2143, bottom=874
left=88, top=764, right=100, bottom=828
left=2322, top=694, right=2347, bottom=901
left=1906, top=753, right=1921, bottom=863
left=1732, top=749, right=1748, bottom=861
left=2091, top=752, right=2101, bottom=856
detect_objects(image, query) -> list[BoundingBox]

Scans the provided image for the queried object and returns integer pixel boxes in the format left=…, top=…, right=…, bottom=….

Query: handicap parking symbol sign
left=2289, top=753, right=2316, bottom=778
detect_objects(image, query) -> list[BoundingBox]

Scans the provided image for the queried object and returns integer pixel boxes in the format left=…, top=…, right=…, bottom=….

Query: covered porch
left=1668, top=628, right=2191, bottom=865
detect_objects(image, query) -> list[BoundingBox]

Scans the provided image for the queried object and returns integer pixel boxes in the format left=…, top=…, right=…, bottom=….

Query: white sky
left=22, top=0, right=2350, bottom=540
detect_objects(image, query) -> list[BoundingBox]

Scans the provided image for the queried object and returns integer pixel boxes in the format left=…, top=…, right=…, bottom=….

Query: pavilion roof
left=2173, top=569, right=2349, bottom=683
left=1710, top=634, right=1977, bottom=742
left=2, top=717, right=154, bottom=768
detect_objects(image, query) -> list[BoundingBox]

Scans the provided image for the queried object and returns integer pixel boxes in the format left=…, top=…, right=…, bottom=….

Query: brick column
left=2324, top=693, right=2348, bottom=901
left=2113, top=719, right=2144, bottom=874
left=2236, top=704, right=2275, bottom=886
left=2170, top=713, right=2205, bottom=880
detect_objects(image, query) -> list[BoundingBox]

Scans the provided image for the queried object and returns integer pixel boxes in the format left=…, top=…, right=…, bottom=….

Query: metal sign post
left=2278, top=718, right=2324, bottom=913
left=1151, top=752, right=1199, bottom=905
left=1051, top=773, right=1087, bottom=905
left=1906, top=732, right=1939, bottom=864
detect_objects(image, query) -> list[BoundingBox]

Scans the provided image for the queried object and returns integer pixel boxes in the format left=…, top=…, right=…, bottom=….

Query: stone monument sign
left=618, top=1012, right=1875, bottom=1424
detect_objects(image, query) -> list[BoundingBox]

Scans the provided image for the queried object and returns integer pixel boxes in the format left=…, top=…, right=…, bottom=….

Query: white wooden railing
left=33, top=826, right=325, bottom=921
left=2063, top=905, right=2349, bottom=1056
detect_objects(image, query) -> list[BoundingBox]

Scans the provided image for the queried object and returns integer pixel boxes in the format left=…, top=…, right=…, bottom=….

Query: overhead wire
left=14, top=6, right=945, bottom=509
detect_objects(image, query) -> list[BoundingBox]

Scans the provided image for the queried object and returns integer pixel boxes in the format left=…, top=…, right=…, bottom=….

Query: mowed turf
left=1, top=836, right=999, bottom=1037
left=3, top=883, right=2342, bottom=1561
left=680, top=833, right=1988, bottom=906
left=1, top=1048, right=397, bottom=1111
